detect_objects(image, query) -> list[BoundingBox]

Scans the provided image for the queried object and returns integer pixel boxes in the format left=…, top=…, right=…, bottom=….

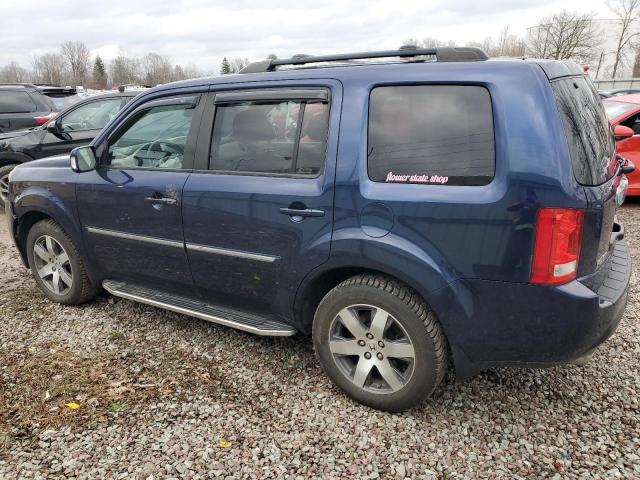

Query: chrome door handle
left=279, top=207, right=325, bottom=217
left=144, top=196, right=177, bottom=205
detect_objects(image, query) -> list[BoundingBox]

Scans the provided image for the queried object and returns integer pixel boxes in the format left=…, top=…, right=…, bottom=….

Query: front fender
left=12, top=186, right=99, bottom=286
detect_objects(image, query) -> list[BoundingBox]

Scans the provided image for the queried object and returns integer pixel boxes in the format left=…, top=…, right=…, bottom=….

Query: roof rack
left=240, top=47, right=488, bottom=74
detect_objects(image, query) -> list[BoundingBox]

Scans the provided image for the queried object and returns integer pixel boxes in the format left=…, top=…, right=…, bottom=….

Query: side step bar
left=103, top=280, right=297, bottom=337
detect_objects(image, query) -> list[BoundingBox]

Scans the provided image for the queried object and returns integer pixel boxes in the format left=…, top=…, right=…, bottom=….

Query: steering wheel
left=133, top=140, right=184, bottom=166
left=148, top=139, right=184, bottom=156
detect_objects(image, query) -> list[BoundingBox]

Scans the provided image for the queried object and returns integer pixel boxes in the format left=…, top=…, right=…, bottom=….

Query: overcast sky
left=2, top=0, right=614, bottom=73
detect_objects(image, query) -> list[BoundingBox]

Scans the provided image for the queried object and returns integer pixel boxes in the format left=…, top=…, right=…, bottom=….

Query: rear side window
left=368, top=85, right=495, bottom=186
left=552, top=77, right=615, bottom=186
left=210, top=99, right=329, bottom=177
left=0, top=91, right=37, bottom=114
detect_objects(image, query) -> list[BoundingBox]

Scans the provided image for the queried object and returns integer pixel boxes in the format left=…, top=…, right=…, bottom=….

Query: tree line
left=0, top=41, right=204, bottom=88
left=3, top=1, right=640, bottom=87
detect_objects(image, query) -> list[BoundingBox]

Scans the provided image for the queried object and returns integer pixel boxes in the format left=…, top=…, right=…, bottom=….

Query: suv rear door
left=182, top=82, right=341, bottom=318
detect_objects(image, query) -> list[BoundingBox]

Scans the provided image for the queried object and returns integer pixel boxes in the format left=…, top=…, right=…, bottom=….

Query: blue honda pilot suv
left=4, top=47, right=633, bottom=411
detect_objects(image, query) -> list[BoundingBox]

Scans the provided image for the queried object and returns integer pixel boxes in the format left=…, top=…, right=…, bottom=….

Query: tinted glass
left=603, top=100, right=637, bottom=120
left=210, top=99, right=328, bottom=176
left=0, top=91, right=37, bottom=114
left=107, top=104, right=194, bottom=169
left=368, top=85, right=495, bottom=186
left=61, top=99, right=122, bottom=131
left=552, top=77, right=615, bottom=186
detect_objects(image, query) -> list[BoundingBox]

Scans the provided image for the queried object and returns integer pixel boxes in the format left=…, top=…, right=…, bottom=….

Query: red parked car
left=604, top=94, right=640, bottom=195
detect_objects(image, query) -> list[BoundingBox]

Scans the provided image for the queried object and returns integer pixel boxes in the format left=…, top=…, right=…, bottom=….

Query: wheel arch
left=0, top=152, right=33, bottom=168
left=13, top=190, right=100, bottom=286
left=293, top=258, right=475, bottom=381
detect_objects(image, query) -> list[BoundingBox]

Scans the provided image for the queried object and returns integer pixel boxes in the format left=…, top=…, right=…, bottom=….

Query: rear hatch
left=551, top=75, right=624, bottom=276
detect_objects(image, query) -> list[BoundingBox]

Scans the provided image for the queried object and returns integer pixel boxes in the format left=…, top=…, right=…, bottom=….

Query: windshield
left=603, top=100, right=637, bottom=121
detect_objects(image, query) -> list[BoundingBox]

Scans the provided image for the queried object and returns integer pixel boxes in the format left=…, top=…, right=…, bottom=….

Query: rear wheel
left=313, top=274, right=447, bottom=412
left=26, top=219, right=98, bottom=305
left=0, top=164, right=17, bottom=209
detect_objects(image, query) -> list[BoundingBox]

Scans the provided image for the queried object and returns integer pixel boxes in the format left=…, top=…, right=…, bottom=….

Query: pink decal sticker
left=385, top=172, right=449, bottom=184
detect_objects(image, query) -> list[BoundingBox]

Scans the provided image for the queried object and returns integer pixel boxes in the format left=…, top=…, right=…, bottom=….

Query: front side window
left=61, top=99, right=123, bottom=131
left=368, top=85, right=495, bottom=186
left=0, top=91, right=37, bottom=114
left=210, top=98, right=329, bottom=176
left=107, top=103, right=194, bottom=170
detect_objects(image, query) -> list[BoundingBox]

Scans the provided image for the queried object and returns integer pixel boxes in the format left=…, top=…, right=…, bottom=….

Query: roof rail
left=240, top=47, right=488, bottom=74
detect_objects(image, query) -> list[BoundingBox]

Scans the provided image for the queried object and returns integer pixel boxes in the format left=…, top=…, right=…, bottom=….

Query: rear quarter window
left=552, top=77, right=615, bottom=186
left=368, top=85, right=495, bottom=186
left=0, top=90, right=37, bottom=114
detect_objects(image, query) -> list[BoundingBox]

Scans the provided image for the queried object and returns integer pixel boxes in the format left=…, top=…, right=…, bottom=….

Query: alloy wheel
left=328, top=304, right=416, bottom=393
left=32, top=235, right=73, bottom=295
left=0, top=172, right=9, bottom=203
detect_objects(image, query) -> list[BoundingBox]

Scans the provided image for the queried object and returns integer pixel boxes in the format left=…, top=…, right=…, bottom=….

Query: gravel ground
left=0, top=202, right=639, bottom=480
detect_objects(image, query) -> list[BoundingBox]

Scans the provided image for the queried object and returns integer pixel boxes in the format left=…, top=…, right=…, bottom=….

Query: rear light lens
left=33, top=112, right=58, bottom=125
left=531, top=208, right=584, bottom=285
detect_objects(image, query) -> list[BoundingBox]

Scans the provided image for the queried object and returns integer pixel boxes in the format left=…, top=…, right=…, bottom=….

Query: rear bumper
left=442, top=239, right=631, bottom=379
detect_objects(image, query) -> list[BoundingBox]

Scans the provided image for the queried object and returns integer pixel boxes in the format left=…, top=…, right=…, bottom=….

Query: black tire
left=313, top=274, right=447, bottom=412
left=0, top=163, right=17, bottom=210
left=26, top=219, right=99, bottom=305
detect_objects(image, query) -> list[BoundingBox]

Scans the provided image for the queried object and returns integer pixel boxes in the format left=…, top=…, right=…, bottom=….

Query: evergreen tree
left=220, top=57, right=231, bottom=75
left=92, top=55, right=107, bottom=89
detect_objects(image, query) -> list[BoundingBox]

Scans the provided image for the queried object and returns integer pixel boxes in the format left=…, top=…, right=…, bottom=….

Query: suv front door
left=77, top=94, right=202, bottom=294
left=182, top=83, right=340, bottom=318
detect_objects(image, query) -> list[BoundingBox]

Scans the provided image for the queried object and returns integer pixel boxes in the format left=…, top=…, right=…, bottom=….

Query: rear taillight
left=531, top=208, right=584, bottom=285
left=33, top=112, right=57, bottom=125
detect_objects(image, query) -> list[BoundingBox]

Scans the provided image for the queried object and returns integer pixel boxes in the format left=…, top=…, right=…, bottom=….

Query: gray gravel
left=1, top=201, right=639, bottom=479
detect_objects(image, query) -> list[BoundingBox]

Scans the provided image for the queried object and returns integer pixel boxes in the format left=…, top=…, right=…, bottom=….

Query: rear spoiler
left=36, top=86, right=77, bottom=97
left=535, top=61, right=585, bottom=80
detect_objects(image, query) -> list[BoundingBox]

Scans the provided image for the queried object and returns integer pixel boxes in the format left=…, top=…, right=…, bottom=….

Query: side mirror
left=46, top=120, right=59, bottom=133
left=70, top=146, right=97, bottom=173
left=614, top=125, right=634, bottom=141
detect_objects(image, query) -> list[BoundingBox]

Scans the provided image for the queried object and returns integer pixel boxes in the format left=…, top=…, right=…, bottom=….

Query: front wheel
left=26, top=219, right=98, bottom=305
left=313, top=275, right=448, bottom=412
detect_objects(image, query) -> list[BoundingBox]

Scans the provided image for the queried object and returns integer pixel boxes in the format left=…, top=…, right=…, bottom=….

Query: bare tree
left=228, top=57, right=250, bottom=73
left=109, top=53, right=141, bottom=86
left=492, top=26, right=525, bottom=57
left=60, top=41, right=91, bottom=86
left=0, top=62, right=29, bottom=83
left=33, top=53, right=66, bottom=85
left=140, top=52, right=173, bottom=85
left=527, top=10, right=598, bottom=61
left=608, top=0, right=640, bottom=78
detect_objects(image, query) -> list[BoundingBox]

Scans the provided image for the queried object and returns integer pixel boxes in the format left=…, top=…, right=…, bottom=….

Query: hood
left=14, top=155, right=71, bottom=171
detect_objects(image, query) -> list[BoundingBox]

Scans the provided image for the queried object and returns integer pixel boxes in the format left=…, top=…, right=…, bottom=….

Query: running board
left=102, top=280, right=297, bottom=337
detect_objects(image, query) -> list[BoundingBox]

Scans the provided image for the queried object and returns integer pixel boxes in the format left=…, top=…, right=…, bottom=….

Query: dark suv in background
left=0, top=84, right=58, bottom=134
left=4, top=48, right=632, bottom=411
left=0, top=91, right=138, bottom=206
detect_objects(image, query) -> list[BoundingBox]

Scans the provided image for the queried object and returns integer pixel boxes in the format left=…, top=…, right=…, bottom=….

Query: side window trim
left=214, top=88, right=329, bottom=104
